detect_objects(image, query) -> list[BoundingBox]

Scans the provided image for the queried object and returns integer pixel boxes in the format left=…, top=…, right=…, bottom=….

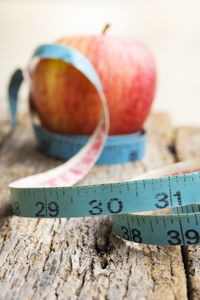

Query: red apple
left=30, top=35, right=156, bottom=135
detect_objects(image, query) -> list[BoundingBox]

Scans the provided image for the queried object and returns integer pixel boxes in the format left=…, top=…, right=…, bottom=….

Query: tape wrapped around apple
left=29, top=34, right=156, bottom=137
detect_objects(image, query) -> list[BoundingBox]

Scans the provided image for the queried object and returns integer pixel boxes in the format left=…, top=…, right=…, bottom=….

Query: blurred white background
left=1, top=0, right=200, bottom=126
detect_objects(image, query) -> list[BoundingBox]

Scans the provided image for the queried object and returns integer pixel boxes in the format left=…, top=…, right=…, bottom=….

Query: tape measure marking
left=10, top=162, right=200, bottom=216
left=112, top=209, right=200, bottom=245
left=8, top=43, right=200, bottom=246
left=10, top=162, right=200, bottom=245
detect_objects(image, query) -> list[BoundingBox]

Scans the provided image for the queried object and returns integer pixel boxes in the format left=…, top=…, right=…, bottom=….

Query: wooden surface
left=175, top=127, right=200, bottom=300
left=0, top=112, right=199, bottom=299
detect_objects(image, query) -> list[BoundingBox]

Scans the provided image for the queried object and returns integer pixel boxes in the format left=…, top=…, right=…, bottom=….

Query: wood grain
left=0, top=113, right=188, bottom=300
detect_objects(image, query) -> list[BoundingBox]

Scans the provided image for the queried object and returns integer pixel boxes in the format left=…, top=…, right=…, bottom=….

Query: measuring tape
left=33, top=124, right=146, bottom=165
left=8, top=43, right=200, bottom=245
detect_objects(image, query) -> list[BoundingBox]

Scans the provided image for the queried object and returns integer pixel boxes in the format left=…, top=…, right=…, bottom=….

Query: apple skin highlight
left=30, top=35, right=156, bottom=135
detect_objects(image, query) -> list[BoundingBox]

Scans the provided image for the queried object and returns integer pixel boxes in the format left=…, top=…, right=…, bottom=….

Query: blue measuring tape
left=33, top=124, right=146, bottom=165
left=9, top=44, right=146, bottom=165
left=8, top=43, right=200, bottom=245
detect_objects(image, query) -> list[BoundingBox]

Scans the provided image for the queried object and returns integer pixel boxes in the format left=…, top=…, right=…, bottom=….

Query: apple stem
left=102, top=24, right=110, bottom=35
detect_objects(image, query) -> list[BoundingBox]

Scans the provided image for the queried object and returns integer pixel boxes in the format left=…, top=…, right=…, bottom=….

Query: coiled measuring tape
left=8, top=44, right=200, bottom=245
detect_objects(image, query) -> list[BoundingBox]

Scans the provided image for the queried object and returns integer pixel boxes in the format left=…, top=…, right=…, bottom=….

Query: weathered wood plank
left=0, top=113, right=187, bottom=300
left=175, top=127, right=200, bottom=300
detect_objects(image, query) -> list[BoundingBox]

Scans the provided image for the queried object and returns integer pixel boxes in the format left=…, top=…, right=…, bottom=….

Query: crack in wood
left=181, top=246, right=191, bottom=300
